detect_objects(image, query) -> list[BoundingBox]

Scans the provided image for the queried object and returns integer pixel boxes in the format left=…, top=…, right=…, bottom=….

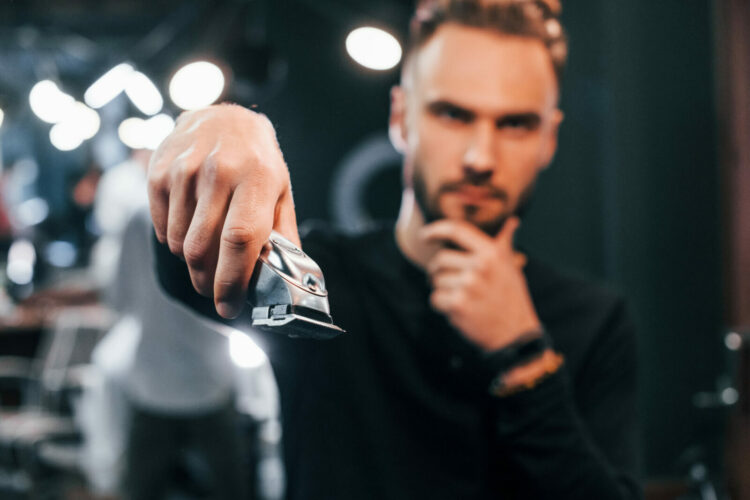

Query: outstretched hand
left=148, top=104, right=300, bottom=319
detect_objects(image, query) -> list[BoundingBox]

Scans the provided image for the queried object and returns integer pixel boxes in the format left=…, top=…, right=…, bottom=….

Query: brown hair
left=406, top=0, right=568, bottom=83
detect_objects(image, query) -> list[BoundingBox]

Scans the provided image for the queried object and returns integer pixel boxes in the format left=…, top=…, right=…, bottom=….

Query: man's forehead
left=409, top=23, right=559, bottom=112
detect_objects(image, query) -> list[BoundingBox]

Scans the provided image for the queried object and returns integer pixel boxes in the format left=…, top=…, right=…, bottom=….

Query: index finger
left=213, top=182, right=276, bottom=318
left=494, top=216, right=520, bottom=252
left=420, top=219, right=492, bottom=253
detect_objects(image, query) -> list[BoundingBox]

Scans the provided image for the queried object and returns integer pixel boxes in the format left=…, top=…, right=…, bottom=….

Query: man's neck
left=395, top=189, right=443, bottom=270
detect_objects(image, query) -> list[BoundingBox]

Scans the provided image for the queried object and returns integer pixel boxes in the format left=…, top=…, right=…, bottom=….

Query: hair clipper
left=247, top=231, right=345, bottom=340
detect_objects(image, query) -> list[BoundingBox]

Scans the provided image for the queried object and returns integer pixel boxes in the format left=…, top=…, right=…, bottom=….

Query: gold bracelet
left=489, top=349, right=565, bottom=397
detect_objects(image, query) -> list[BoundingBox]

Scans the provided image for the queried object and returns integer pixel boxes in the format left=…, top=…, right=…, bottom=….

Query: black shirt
left=155, top=223, right=641, bottom=499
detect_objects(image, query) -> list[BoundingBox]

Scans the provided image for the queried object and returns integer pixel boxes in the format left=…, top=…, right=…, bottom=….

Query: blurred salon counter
left=0, top=278, right=104, bottom=359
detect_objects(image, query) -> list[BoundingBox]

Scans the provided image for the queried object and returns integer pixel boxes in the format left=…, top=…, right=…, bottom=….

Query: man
left=148, top=0, right=641, bottom=498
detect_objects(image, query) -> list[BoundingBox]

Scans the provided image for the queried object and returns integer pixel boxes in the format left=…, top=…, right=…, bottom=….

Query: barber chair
left=0, top=306, right=113, bottom=498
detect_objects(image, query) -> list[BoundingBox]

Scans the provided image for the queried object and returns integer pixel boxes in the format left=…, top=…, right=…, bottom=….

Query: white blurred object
left=0, top=107, right=4, bottom=129
left=90, top=154, right=149, bottom=288
left=722, top=387, right=739, bottom=405
left=125, top=71, right=163, bottom=116
left=143, top=113, right=174, bottom=149
left=6, top=239, right=36, bottom=285
left=62, top=102, right=101, bottom=140
left=118, top=114, right=174, bottom=150
left=117, top=117, right=146, bottom=149
left=229, top=331, right=267, bottom=369
left=29, top=80, right=75, bottom=124
left=258, top=455, right=286, bottom=500
left=31, top=80, right=100, bottom=148
left=346, top=27, right=402, bottom=70
left=15, top=197, right=49, bottom=227
left=725, top=331, right=743, bottom=351
left=45, top=240, right=78, bottom=268
left=49, top=122, right=84, bottom=151
left=84, top=63, right=135, bottom=109
left=77, top=314, right=141, bottom=494
left=169, top=61, right=226, bottom=110
left=86, top=64, right=163, bottom=116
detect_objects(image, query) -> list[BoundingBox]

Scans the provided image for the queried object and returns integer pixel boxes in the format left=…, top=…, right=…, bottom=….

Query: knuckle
left=173, top=156, right=199, bottom=182
left=147, top=166, right=169, bottom=194
left=476, top=254, right=492, bottom=273
left=221, top=226, right=259, bottom=250
left=201, top=154, right=225, bottom=183
left=212, top=153, right=249, bottom=185
left=166, top=236, right=184, bottom=256
left=183, top=237, right=210, bottom=268
left=175, top=109, right=196, bottom=126
left=149, top=183, right=170, bottom=205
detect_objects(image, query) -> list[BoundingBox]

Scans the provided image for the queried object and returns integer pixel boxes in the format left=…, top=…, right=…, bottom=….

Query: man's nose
left=462, top=121, right=496, bottom=181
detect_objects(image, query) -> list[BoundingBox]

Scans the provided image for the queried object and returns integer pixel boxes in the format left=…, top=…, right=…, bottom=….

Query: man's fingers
left=165, top=163, right=198, bottom=256
left=430, top=288, right=463, bottom=314
left=420, top=219, right=490, bottom=253
left=430, top=270, right=465, bottom=291
left=495, top=216, right=520, bottom=251
left=182, top=185, right=231, bottom=296
left=426, top=249, right=473, bottom=276
left=213, top=183, right=276, bottom=318
left=147, top=159, right=171, bottom=243
left=148, top=185, right=169, bottom=243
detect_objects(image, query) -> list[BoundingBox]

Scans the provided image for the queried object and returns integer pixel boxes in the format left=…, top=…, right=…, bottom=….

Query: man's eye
left=442, top=109, right=467, bottom=121
left=497, top=115, right=540, bottom=131
left=505, top=118, right=527, bottom=128
left=435, top=106, right=472, bottom=123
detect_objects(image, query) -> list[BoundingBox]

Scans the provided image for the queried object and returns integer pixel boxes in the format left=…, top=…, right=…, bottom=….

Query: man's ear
left=389, top=85, right=408, bottom=154
left=541, top=108, right=564, bottom=168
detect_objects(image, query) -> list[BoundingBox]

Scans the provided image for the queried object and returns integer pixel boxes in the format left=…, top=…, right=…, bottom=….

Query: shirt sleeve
left=150, top=231, right=238, bottom=326
left=489, top=299, right=642, bottom=499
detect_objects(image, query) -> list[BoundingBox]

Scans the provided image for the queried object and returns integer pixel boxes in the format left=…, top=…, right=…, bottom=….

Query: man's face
left=391, top=23, right=563, bottom=235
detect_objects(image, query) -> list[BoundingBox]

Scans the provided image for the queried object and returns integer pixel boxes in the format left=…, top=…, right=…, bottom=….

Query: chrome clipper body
left=247, top=231, right=345, bottom=340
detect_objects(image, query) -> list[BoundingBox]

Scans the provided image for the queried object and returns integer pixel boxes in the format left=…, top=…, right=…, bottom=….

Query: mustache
left=437, top=180, right=509, bottom=201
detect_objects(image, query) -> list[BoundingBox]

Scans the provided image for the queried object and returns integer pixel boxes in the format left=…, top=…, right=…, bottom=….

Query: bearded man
left=148, top=0, right=641, bottom=498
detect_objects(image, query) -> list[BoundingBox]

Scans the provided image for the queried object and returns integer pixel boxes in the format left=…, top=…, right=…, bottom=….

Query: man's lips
left=447, top=186, right=502, bottom=202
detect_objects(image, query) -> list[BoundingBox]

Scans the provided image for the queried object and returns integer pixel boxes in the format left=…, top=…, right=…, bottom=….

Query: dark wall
left=603, top=0, right=725, bottom=477
left=524, top=0, right=724, bottom=478
left=250, top=0, right=725, bottom=478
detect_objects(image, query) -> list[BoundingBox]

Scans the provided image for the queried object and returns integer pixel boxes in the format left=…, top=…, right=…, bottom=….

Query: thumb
left=273, top=187, right=301, bottom=247
left=495, top=216, right=520, bottom=251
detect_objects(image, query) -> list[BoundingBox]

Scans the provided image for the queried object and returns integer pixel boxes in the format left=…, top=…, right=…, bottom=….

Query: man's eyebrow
left=426, top=100, right=543, bottom=126
left=425, top=100, right=476, bottom=121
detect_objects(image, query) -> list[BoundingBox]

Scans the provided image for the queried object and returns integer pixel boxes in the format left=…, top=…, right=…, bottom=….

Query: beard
left=410, top=159, right=536, bottom=237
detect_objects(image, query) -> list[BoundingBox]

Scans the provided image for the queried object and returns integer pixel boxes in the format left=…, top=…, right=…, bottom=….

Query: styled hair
left=406, top=0, right=568, bottom=83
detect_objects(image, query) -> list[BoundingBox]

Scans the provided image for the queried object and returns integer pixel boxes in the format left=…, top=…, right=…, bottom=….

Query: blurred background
left=0, top=0, right=747, bottom=499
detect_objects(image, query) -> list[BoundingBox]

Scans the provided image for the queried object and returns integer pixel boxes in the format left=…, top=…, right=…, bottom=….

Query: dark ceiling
left=0, top=0, right=414, bottom=114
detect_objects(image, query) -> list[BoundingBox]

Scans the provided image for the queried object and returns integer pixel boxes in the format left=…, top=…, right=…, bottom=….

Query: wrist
left=488, top=348, right=564, bottom=397
left=483, top=319, right=543, bottom=351
left=481, top=328, right=548, bottom=377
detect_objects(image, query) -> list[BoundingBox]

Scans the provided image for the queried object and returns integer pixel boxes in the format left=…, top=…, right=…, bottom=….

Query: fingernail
left=217, top=301, right=240, bottom=319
